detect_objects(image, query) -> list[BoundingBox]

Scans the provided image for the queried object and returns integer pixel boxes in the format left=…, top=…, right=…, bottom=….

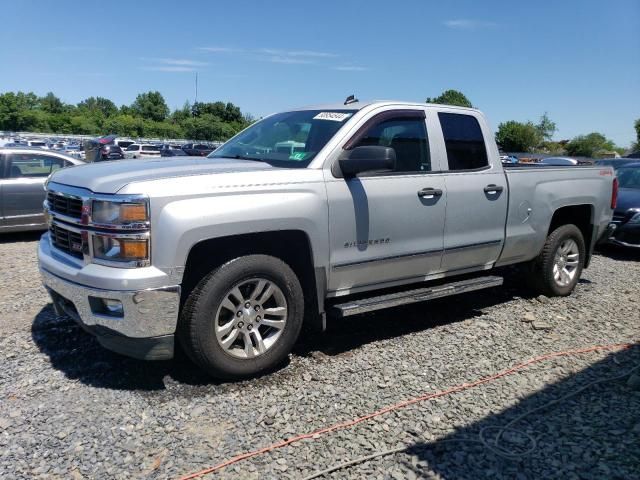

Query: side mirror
left=337, top=146, right=396, bottom=178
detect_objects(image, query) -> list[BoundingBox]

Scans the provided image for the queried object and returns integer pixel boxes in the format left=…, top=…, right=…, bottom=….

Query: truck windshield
left=210, top=109, right=355, bottom=167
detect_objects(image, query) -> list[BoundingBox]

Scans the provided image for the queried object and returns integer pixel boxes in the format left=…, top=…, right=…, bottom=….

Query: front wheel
left=179, top=255, right=304, bottom=379
left=528, top=224, right=585, bottom=296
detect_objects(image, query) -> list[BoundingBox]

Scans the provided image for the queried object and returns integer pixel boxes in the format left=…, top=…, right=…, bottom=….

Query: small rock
left=536, top=295, right=550, bottom=304
left=302, top=373, right=312, bottom=382
left=0, top=418, right=12, bottom=430
left=522, top=312, right=536, bottom=323
left=190, top=406, right=207, bottom=417
left=532, top=320, right=553, bottom=331
left=263, top=417, right=275, bottom=426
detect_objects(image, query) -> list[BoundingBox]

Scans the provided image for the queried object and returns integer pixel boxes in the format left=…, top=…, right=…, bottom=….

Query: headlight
left=629, top=212, right=640, bottom=224
left=92, top=235, right=149, bottom=266
left=92, top=200, right=149, bottom=227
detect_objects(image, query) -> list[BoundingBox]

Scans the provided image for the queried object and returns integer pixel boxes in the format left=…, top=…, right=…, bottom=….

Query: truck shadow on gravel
left=594, top=246, right=640, bottom=262
left=30, top=306, right=215, bottom=391
left=0, top=231, right=43, bottom=244
left=397, top=345, right=640, bottom=480
left=296, top=273, right=534, bottom=358
left=31, top=270, right=535, bottom=391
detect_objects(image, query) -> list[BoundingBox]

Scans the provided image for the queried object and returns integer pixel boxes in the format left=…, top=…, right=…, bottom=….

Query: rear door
left=435, top=111, right=508, bottom=271
left=2, top=152, right=65, bottom=228
left=326, top=109, right=447, bottom=294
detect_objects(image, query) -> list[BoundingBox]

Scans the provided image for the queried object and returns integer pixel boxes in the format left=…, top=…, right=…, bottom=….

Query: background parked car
left=160, top=147, right=188, bottom=157
left=181, top=143, right=214, bottom=156
left=594, top=158, right=638, bottom=170
left=538, top=157, right=579, bottom=166
left=124, top=144, right=162, bottom=159
left=0, top=147, right=84, bottom=232
left=606, top=162, right=640, bottom=248
left=113, top=138, right=135, bottom=151
left=500, top=154, right=518, bottom=164
left=26, top=139, right=48, bottom=148
left=95, top=144, right=125, bottom=161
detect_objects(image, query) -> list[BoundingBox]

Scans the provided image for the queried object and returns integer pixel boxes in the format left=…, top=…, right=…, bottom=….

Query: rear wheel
left=179, top=255, right=304, bottom=379
left=528, top=224, right=585, bottom=296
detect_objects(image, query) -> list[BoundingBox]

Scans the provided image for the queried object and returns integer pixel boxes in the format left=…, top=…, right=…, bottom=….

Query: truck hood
left=50, top=156, right=274, bottom=194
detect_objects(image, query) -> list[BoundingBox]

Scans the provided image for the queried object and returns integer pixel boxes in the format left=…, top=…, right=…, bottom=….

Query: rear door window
left=438, top=113, right=489, bottom=171
left=9, top=153, right=64, bottom=177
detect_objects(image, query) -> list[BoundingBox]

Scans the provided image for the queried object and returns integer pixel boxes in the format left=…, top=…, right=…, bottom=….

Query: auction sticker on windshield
left=313, top=112, right=353, bottom=122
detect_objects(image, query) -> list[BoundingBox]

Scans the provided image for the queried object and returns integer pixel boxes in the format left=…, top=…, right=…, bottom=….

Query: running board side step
left=331, top=275, right=504, bottom=318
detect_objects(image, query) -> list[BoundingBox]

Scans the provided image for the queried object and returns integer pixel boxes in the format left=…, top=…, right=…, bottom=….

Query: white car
left=27, top=140, right=49, bottom=149
left=124, top=144, right=161, bottom=159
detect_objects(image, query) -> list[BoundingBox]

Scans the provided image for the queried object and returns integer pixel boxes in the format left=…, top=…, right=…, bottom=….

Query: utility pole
left=194, top=72, right=198, bottom=104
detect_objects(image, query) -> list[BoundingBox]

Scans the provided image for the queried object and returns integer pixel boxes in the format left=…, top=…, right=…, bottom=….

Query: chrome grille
left=49, top=224, right=84, bottom=259
left=47, top=191, right=83, bottom=219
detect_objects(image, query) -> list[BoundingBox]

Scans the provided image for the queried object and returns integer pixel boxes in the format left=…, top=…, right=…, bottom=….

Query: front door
left=326, top=110, right=447, bottom=294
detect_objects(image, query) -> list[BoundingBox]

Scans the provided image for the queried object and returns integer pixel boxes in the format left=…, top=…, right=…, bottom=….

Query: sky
left=1, top=0, right=639, bottom=146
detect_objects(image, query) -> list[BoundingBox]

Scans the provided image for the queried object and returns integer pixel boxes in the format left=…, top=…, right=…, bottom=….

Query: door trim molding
left=332, top=248, right=442, bottom=271
left=444, top=239, right=502, bottom=252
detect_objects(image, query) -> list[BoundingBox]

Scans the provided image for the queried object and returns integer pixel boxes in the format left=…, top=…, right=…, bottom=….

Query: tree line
left=1, top=89, right=638, bottom=155
left=0, top=91, right=253, bottom=141
left=427, top=90, right=637, bottom=157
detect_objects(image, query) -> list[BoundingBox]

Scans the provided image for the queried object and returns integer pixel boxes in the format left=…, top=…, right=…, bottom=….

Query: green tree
left=40, top=92, right=65, bottom=114
left=77, top=96, right=118, bottom=117
left=170, top=101, right=192, bottom=123
left=633, top=118, right=640, bottom=151
left=536, top=112, right=556, bottom=141
left=130, top=91, right=169, bottom=122
left=565, top=132, right=616, bottom=157
left=495, top=121, right=543, bottom=152
left=426, top=89, right=473, bottom=108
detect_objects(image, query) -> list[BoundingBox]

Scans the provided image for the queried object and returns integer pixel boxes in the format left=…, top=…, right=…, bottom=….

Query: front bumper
left=605, top=222, right=640, bottom=249
left=40, top=266, right=181, bottom=361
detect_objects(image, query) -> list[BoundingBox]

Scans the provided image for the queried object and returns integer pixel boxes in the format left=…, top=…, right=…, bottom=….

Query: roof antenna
left=343, top=94, right=358, bottom=105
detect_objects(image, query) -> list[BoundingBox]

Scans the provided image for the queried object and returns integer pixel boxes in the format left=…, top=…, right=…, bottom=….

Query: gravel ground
left=0, top=232, right=639, bottom=480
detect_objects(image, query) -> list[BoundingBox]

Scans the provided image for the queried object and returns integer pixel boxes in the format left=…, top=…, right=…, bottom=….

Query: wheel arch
left=547, top=204, right=595, bottom=267
left=180, top=230, right=326, bottom=331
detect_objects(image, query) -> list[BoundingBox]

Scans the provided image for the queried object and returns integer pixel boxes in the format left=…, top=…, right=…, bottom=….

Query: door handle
left=484, top=184, right=504, bottom=194
left=417, top=188, right=443, bottom=198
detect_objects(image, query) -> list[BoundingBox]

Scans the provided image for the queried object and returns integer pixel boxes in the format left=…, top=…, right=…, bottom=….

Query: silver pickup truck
left=38, top=101, right=617, bottom=378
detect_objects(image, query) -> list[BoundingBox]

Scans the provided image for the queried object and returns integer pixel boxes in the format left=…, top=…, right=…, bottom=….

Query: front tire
left=528, top=224, right=585, bottom=296
left=179, top=255, right=304, bottom=379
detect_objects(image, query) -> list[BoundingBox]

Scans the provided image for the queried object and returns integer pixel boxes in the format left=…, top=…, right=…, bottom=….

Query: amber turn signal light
left=120, top=204, right=148, bottom=222
left=120, top=240, right=149, bottom=260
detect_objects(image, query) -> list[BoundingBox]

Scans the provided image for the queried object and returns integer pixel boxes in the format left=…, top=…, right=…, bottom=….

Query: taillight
left=611, top=177, right=618, bottom=209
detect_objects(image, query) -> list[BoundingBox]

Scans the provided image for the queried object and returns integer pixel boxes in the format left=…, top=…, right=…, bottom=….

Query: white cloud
left=333, top=65, right=368, bottom=72
left=139, top=58, right=208, bottom=73
left=199, top=46, right=240, bottom=53
left=267, top=56, right=315, bottom=65
left=155, top=58, right=209, bottom=67
left=258, top=48, right=338, bottom=58
left=141, top=66, right=198, bottom=72
left=443, top=19, right=497, bottom=29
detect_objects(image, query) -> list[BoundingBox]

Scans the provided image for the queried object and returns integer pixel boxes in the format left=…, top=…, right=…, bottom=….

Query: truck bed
left=496, top=165, right=614, bottom=267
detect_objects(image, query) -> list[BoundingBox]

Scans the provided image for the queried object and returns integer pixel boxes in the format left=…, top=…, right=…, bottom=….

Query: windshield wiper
left=228, top=154, right=268, bottom=163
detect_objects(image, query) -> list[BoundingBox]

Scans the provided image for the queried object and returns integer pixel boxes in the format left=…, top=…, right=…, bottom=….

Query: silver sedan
left=0, top=147, right=85, bottom=232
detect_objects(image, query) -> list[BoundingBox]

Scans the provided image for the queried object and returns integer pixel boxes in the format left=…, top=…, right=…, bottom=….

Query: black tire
left=528, top=224, right=585, bottom=297
left=179, top=255, right=304, bottom=379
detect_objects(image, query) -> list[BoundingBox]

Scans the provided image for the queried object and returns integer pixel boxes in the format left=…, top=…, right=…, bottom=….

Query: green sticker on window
left=289, top=152, right=307, bottom=160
